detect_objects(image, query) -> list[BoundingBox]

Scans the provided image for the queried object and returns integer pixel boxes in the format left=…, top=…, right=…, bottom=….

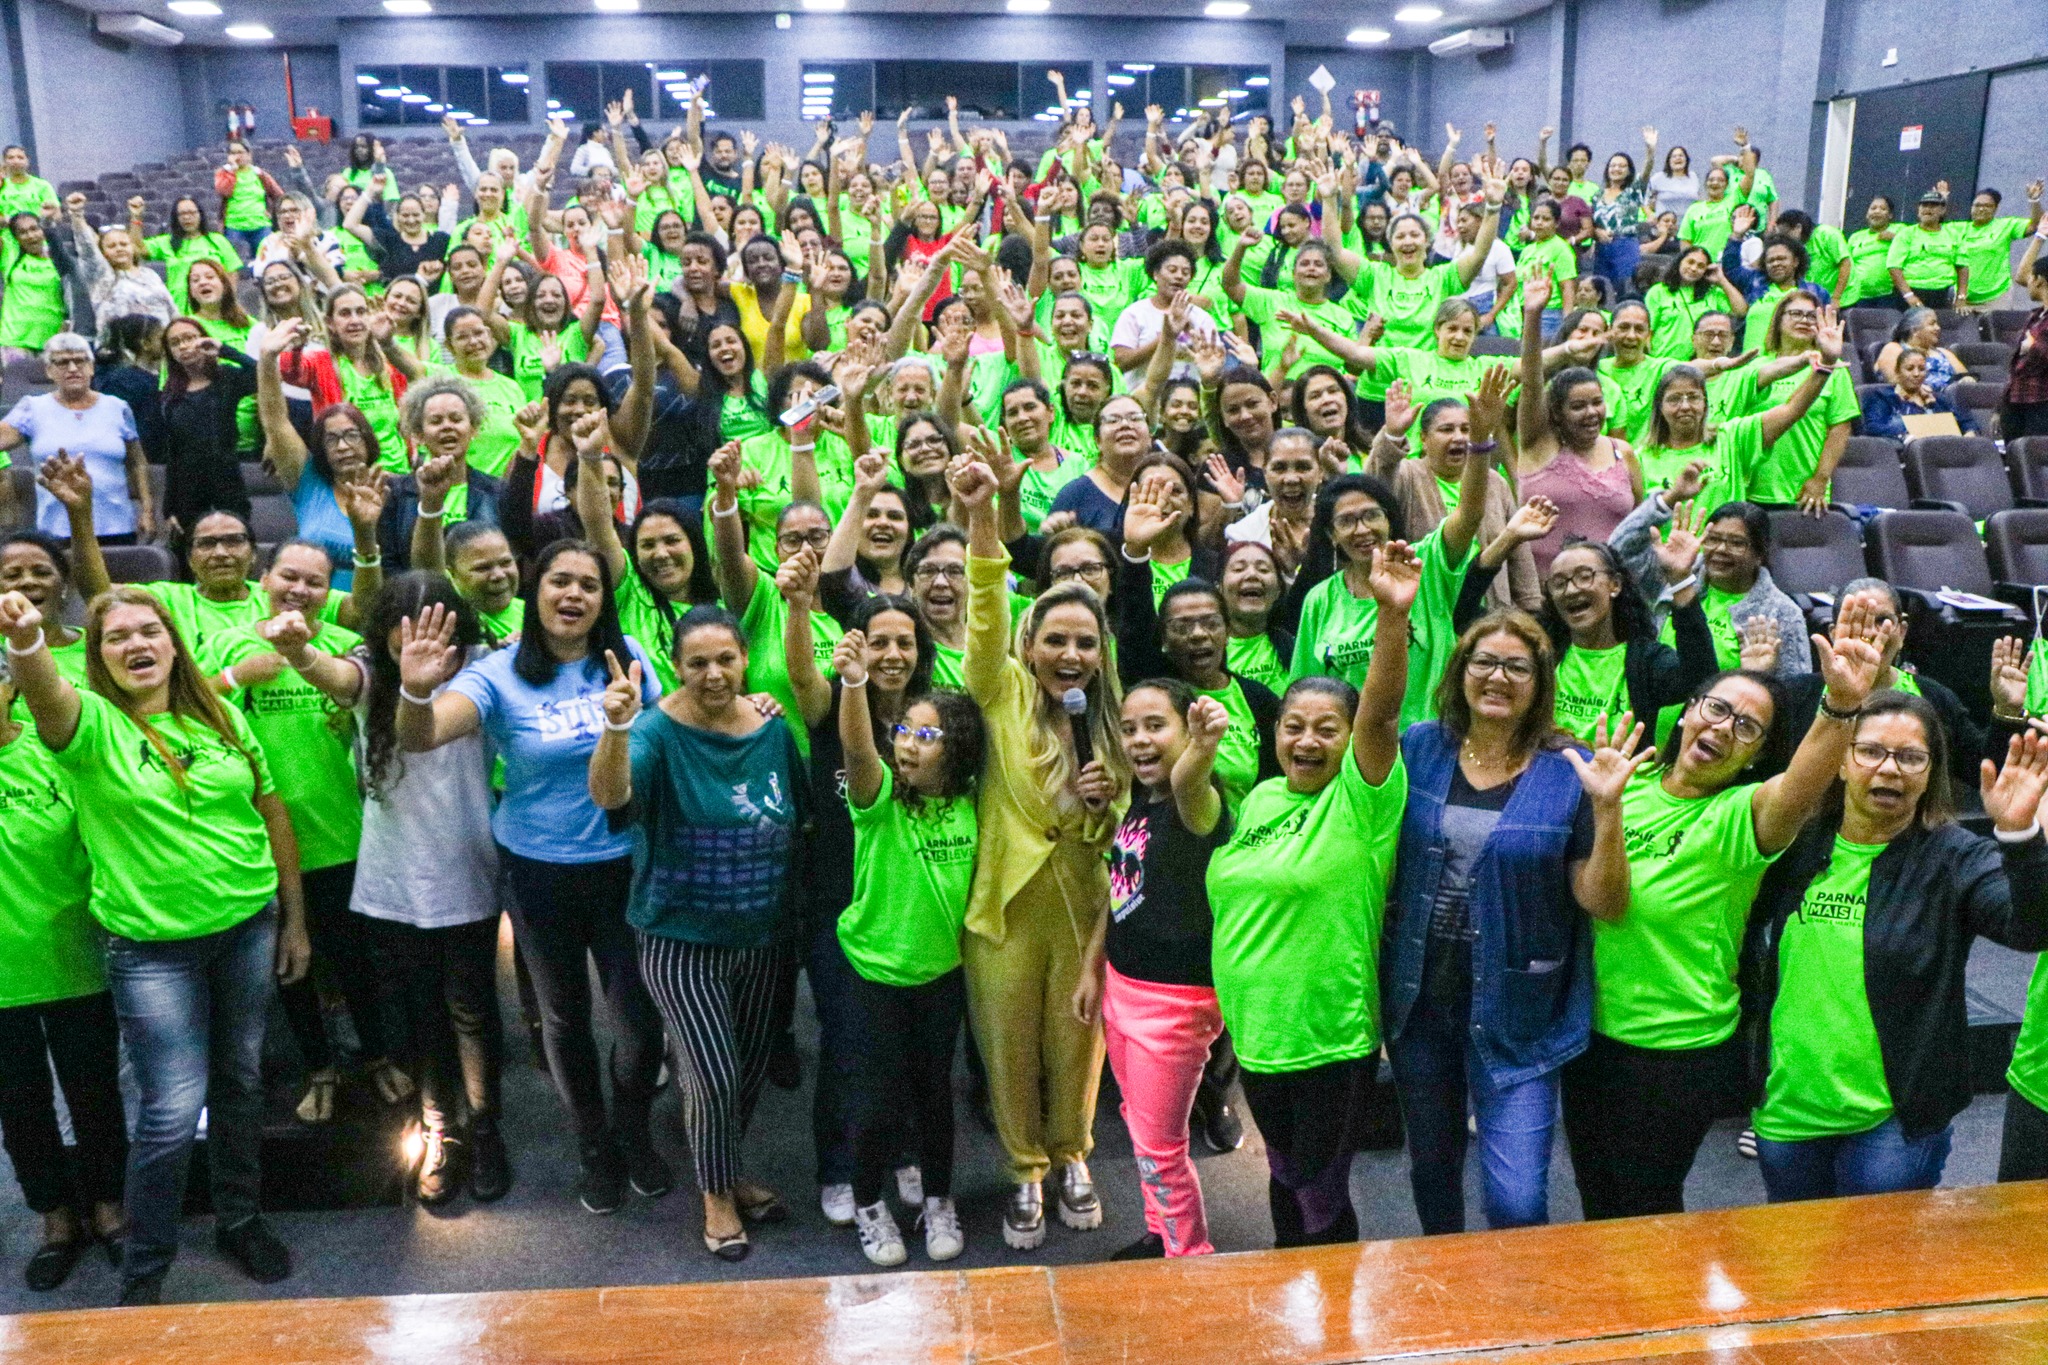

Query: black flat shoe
left=24, top=1238, right=85, bottom=1292
left=117, top=1270, right=165, bottom=1307
left=737, top=1190, right=789, bottom=1224
left=703, top=1229, right=750, bottom=1262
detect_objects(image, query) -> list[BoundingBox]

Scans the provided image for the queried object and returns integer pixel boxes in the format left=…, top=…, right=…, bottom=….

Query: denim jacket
left=1382, top=722, right=1593, bottom=1086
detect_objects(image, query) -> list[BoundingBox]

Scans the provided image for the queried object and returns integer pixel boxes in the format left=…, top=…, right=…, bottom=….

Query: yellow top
left=962, top=550, right=1122, bottom=943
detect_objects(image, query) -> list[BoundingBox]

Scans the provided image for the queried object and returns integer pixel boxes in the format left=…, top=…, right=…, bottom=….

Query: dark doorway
left=1845, top=72, right=1991, bottom=214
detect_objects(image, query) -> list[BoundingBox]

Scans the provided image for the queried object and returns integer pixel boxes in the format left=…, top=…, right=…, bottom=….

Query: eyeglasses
left=1333, top=508, right=1389, bottom=534
left=326, top=429, right=368, bottom=448
left=45, top=354, right=90, bottom=369
left=1050, top=561, right=1110, bottom=582
left=777, top=529, right=833, bottom=551
left=913, top=562, right=966, bottom=582
left=1691, top=693, right=1767, bottom=746
left=1850, top=741, right=1931, bottom=775
left=1546, top=565, right=1612, bottom=595
left=893, top=723, right=945, bottom=743
left=1162, top=613, right=1225, bottom=637
left=1099, top=409, right=1150, bottom=429
left=1466, top=653, right=1536, bottom=682
left=192, top=533, right=252, bottom=552
left=1699, top=533, right=1754, bottom=552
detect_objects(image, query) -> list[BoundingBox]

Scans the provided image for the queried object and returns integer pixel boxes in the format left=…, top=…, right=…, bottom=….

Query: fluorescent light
left=801, top=0, right=845, bottom=10
left=1246, top=75, right=1269, bottom=86
left=426, top=102, right=445, bottom=112
left=1205, top=2, right=1249, bottom=14
left=802, top=71, right=835, bottom=83
left=375, top=87, right=404, bottom=97
left=1033, top=112, right=1059, bottom=122
left=1394, top=3, right=1442, bottom=19
left=1007, top=0, right=1049, bottom=11
left=654, top=69, right=689, bottom=80
left=593, top=0, right=639, bottom=9
left=1122, top=63, right=1154, bottom=72
left=546, top=98, right=560, bottom=106
left=1221, top=88, right=1248, bottom=98
left=501, top=71, right=529, bottom=84
left=467, top=117, right=490, bottom=126
left=1074, top=89, right=1091, bottom=97
left=357, top=74, right=381, bottom=86
left=1199, top=96, right=1226, bottom=106
left=401, top=93, right=430, bottom=103
left=225, top=22, right=272, bottom=39
left=167, top=0, right=221, bottom=13
left=556, top=110, right=577, bottom=119
left=1348, top=25, right=1391, bottom=41
left=1106, top=75, right=1135, bottom=86
left=383, top=0, right=431, bottom=13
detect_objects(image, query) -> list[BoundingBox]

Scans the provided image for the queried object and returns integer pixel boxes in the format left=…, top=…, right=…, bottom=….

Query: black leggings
left=846, top=968, right=964, bottom=1208
left=1999, top=1089, right=2048, bottom=1183
left=1238, top=1057, right=1371, bottom=1247
left=277, top=861, right=394, bottom=1069
left=0, top=992, right=128, bottom=1213
left=367, top=914, right=504, bottom=1133
left=501, top=851, right=664, bottom=1152
left=1561, top=1031, right=1744, bottom=1220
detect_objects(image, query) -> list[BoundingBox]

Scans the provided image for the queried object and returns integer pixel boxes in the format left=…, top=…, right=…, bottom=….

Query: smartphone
left=780, top=384, right=842, bottom=429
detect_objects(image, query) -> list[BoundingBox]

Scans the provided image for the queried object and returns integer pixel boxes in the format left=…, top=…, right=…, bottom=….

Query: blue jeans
left=105, top=907, right=277, bottom=1284
left=1756, top=1117, right=1952, bottom=1203
left=224, top=226, right=270, bottom=263
left=1387, top=972, right=1559, bottom=1234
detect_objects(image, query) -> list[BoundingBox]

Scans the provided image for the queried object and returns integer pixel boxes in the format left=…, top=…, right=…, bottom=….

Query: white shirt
left=1464, top=239, right=1517, bottom=300
left=1109, top=295, right=1220, bottom=368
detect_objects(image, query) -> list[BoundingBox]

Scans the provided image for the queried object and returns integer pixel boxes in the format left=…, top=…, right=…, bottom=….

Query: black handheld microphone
left=1062, top=687, right=1094, bottom=770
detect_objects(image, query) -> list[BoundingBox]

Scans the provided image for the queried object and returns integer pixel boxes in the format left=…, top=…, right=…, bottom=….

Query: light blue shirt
left=448, top=635, right=661, bottom=863
left=3, top=393, right=139, bottom=537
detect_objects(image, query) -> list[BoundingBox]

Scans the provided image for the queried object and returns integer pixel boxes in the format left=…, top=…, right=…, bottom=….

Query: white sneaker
left=922, top=1196, right=963, bottom=1261
left=820, top=1182, right=856, bottom=1226
left=854, top=1199, right=907, bottom=1267
left=895, top=1164, right=924, bottom=1206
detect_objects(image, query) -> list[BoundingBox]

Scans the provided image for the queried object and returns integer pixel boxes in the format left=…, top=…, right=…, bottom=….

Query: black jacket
left=1747, top=815, right=2048, bottom=1140
left=1780, top=670, right=1991, bottom=787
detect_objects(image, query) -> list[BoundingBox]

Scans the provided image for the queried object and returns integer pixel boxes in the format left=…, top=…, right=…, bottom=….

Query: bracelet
left=1666, top=573, right=1698, bottom=596
left=1995, top=820, right=2043, bottom=845
left=711, top=498, right=741, bottom=518
left=1470, top=439, right=1499, bottom=455
left=399, top=685, right=435, bottom=706
left=1816, top=694, right=1861, bottom=722
left=604, top=716, right=636, bottom=732
left=841, top=675, right=867, bottom=688
left=4, top=628, right=45, bottom=657
left=416, top=507, right=446, bottom=522
left=221, top=665, right=239, bottom=691
left=353, top=553, right=382, bottom=569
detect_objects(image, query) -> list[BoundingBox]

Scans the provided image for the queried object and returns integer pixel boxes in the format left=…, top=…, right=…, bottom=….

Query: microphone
left=1062, top=687, right=1094, bottom=771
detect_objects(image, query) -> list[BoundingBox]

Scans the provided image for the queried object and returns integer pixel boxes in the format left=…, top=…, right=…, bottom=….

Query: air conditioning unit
left=1428, top=26, right=1511, bottom=57
left=95, top=12, right=186, bottom=46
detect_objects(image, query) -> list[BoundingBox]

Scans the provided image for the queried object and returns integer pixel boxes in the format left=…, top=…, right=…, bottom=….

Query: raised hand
left=1469, top=363, right=1515, bottom=439
left=1203, top=453, right=1247, bottom=508
left=1121, top=476, right=1175, bottom=552
left=708, top=440, right=745, bottom=501
left=1381, top=378, right=1418, bottom=439
left=1655, top=500, right=1703, bottom=585
left=601, top=649, right=645, bottom=729
left=1520, top=265, right=1553, bottom=314
left=852, top=449, right=891, bottom=497
left=261, top=318, right=308, bottom=360
left=1368, top=540, right=1422, bottom=613
left=1984, top=728, right=2048, bottom=834
left=1565, top=709, right=1655, bottom=803
left=1185, top=695, right=1230, bottom=760
left=1731, top=203, right=1759, bottom=237
left=1992, top=636, right=2033, bottom=714
left=336, top=467, right=389, bottom=529
left=947, top=455, right=998, bottom=511
left=257, top=609, right=314, bottom=663
left=398, top=604, right=460, bottom=696
left=1814, top=305, right=1845, bottom=365
left=1816, top=593, right=1892, bottom=712
left=1503, top=495, right=1559, bottom=545
left=36, top=450, right=93, bottom=512
left=1665, top=458, right=1707, bottom=505
left=1739, top=615, right=1782, bottom=674
left=571, top=409, right=609, bottom=462
left=831, top=628, right=869, bottom=688
left=0, top=590, right=45, bottom=648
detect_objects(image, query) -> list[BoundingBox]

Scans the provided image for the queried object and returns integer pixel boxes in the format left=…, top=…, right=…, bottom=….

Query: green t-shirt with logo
left=223, top=165, right=271, bottom=231
left=1289, top=525, right=1473, bottom=729
left=147, top=581, right=267, bottom=665
left=438, top=366, right=526, bottom=478
left=1754, top=835, right=1893, bottom=1141
left=722, top=429, right=857, bottom=574
left=1347, top=261, right=1464, bottom=400
left=1680, top=198, right=1738, bottom=259
left=1745, top=363, right=1857, bottom=505
left=737, top=573, right=842, bottom=759
left=1593, top=768, right=1778, bottom=1049
left=336, top=357, right=406, bottom=474
left=1553, top=641, right=1629, bottom=745
left=1642, top=283, right=1718, bottom=361
left=145, top=231, right=243, bottom=304
left=1598, top=354, right=1680, bottom=448
left=507, top=321, right=592, bottom=404
left=1637, top=413, right=1768, bottom=519
left=1954, top=217, right=2033, bottom=305
left=1494, top=234, right=1577, bottom=339
left=213, top=621, right=364, bottom=872
left=1199, top=677, right=1263, bottom=815
left=1653, top=584, right=1746, bottom=745
left=50, top=691, right=278, bottom=941
left=840, top=767, right=977, bottom=987
left=1237, top=285, right=1356, bottom=380
left=1206, top=750, right=1407, bottom=1072
left=1227, top=632, right=1288, bottom=698
left=1017, top=453, right=1088, bottom=534
left=1839, top=228, right=1897, bottom=307
left=0, top=710, right=103, bottom=1007
left=1369, top=347, right=1511, bottom=446
left=1886, top=224, right=1962, bottom=293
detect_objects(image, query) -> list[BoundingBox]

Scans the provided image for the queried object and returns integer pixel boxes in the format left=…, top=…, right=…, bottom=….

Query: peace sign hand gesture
left=602, top=650, right=645, bottom=729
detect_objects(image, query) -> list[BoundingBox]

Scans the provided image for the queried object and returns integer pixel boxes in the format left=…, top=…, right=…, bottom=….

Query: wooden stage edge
left=6, top=1181, right=2048, bottom=1364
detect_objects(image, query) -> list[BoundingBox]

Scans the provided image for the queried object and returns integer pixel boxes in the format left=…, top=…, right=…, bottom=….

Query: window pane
left=544, top=63, right=601, bottom=125
left=358, top=68, right=403, bottom=128
left=1022, top=63, right=1089, bottom=124
left=700, top=61, right=765, bottom=121
left=1193, top=65, right=1270, bottom=120
left=441, top=68, right=485, bottom=125
left=875, top=61, right=1019, bottom=121
left=1107, top=63, right=1189, bottom=119
left=484, top=66, right=529, bottom=125
left=395, top=64, right=441, bottom=126
left=797, top=62, right=873, bottom=122
left=598, top=62, right=652, bottom=116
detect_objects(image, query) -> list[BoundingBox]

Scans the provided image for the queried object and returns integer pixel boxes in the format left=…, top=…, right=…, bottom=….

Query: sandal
left=702, top=1227, right=750, bottom=1262
left=736, top=1186, right=790, bottom=1224
left=368, top=1059, right=416, bottom=1105
left=295, top=1068, right=339, bottom=1124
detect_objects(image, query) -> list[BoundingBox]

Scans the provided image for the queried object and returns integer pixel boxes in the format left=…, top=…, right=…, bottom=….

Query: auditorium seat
left=1830, top=435, right=1910, bottom=510
left=250, top=493, right=299, bottom=546
left=1954, top=341, right=2014, bottom=371
left=102, top=544, right=177, bottom=585
left=1902, top=434, right=2014, bottom=520
left=1765, top=509, right=1864, bottom=631
left=1866, top=509, right=2001, bottom=598
left=1990, top=309, right=2033, bottom=345
left=1984, top=509, right=2048, bottom=608
left=1934, top=308, right=1984, bottom=345
left=1948, top=380, right=2005, bottom=434
left=1865, top=508, right=2027, bottom=712
left=2008, top=436, right=2048, bottom=502
left=241, top=460, right=285, bottom=497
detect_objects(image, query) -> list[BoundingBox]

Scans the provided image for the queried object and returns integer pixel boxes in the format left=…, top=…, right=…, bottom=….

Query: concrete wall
left=14, top=0, right=188, bottom=183
left=1282, top=47, right=1419, bottom=139
left=1422, top=14, right=1553, bottom=157
left=178, top=46, right=345, bottom=151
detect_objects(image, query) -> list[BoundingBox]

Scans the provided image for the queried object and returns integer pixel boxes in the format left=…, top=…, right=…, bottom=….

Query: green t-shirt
left=337, top=357, right=406, bottom=474
left=1754, top=835, right=1893, bottom=1141
left=507, top=322, right=592, bottom=403
left=223, top=166, right=271, bottom=231
left=0, top=252, right=66, bottom=352
left=1839, top=228, right=1898, bottom=307
left=2027, top=636, right=2048, bottom=718
left=1149, top=554, right=1193, bottom=606
left=1886, top=224, right=1962, bottom=292
left=1638, top=413, right=1769, bottom=518
left=1742, top=281, right=1800, bottom=356
left=1200, top=678, right=1263, bottom=815
left=1593, top=768, right=1777, bottom=1049
left=1206, top=750, right=1407, bottom=1072
left=1227, top=632, right=1288, bottom=697
left=1017, top=452, right=1089, bottom=534
left=344, top=165, right=400, bottom=202
left=445, top=366, right=526, bottom=478
left=213, top=621, right=365, bottom=872
left=1370, top=347, right=1511, bottom=444
left=720, top=381, right=773, bottom=446
left=929, top=640, right=965, bottom=690
left=1680, top=198, right=1738, bottom=259
left=1804, top=224, right=1849, bottom=299
left=1653, top=583, right=1746, bottom=745
left=1237, top=285, right=1356, bottom=380
left=723, top=429, right=857, bottom=573
left=1553, top=641, right=1630, bottom=745
left=1495, top=234, right=1577, bottom=338
left=1076, top=260, right=1136, bottom=347
left=1733, top=166, right=1778, bottom=212
left=737, top=574, right=842, bottom=759
left=145, top=231, right=243, bottom=304
left=1347, top=261, right=1463, bottom=400
left=1744, top=363, right=1857, bottom=505
left=1954, top=217, right=2032, bottom=305
left=1598, top=354, right=1679, bottom=447
left=473, top=596, right=524, bottom=649
left=1047, top=414, right=1100, bottom=467
left=840, top=767, right=977, bottom=987
left=50, top=691, right=278, bottom=941
left=148, top=581, right=267, bottom=665
left=48, top=636, right=90, bottom=687
left=1704, top=364, right=1755, bottom=426
left=0, top=710, right=103, bottom=1007
left=616, top=569, right=685, bottom=697
left=1289, top=526, right=1473, bottom=729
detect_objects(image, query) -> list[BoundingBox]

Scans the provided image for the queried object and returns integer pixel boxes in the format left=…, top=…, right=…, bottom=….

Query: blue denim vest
left=1381, top=722, right=1593, bottom=1087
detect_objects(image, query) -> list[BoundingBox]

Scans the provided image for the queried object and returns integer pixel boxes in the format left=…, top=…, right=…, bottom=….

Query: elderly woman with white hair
left=62, top=195, right=174, bottom=339
left=375, top=371, right=503, bottom=569
left=0, top=332, right=153, bottom=541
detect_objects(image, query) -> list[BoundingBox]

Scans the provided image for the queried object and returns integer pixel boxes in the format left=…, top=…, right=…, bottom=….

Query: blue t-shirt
left=1048, top=473, right=1124, bottom=541
left=448, top=636, right=661, bottom=863
left=290, top=465, right=355, bottom=572
left=3, top=393, right=140, bottom=537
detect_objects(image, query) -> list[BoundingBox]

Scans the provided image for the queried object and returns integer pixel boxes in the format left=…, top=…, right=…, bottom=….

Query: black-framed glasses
left=1691, top=693, right=1767, bottom=746
left=912, top=562, right=966, bottom=582
left=893, top=723, right=945, bottom=743
left=1333, top=507, right=1389, bottom=534
left=1850, top=741, right=1931, bottom=775
left=1050, top=561, right=1110, bottom=582
left=1547, top=565, right=1612, bottom=595
left=192, top=533, right=252, bottom=552
left=1699, top=533, right=1753, bottom=553
left=1466, top=653, right=1536, bottom=682
left=1162, top=613, right=1225, bottom=637
left=777, top=529, right=833, bottom=551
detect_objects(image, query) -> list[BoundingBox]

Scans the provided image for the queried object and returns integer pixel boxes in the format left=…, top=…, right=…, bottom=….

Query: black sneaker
left=1197, top=1098, right=1245, bottom=1154
left=469, top=1117, right=512, bottom=1203
left=1111, top=1232, right=1166, bottom=1260
left=417, top=1128, right=463, bottom=1207
left=767, top=1031, right=802, bottom=1090
left=215, top=1217, right=292, bottom=1284
left=117, top=1270, right=166, bottom=1307
left=576, top=1145, right=626, bottom=1215
left=623, top=1140, right=674, bottom=1199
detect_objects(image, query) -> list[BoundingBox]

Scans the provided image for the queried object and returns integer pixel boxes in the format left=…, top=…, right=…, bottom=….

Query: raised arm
left=37, top=455, right=110, bottom=600
left=1751, top=594, right=1887, bottom=854
left=1452, top=162, right=1508, bottom=288
left=1172, top=696, right=1228, bottom=838
left=1354, top=541, right=1418, bottom=785
left=571, top=409, right=625, bottom=581
left=256, top=320, right=312, bottom=491
left=393, top=603, right=483, bottom=752
left=587, top=648, right=644, bottom=812
left=1563, top=712, right=1647, bottom=922
left=706, top=439, right=760, bottom=612
left=259, top=610, right=368, bottom=710
left=609, top=276, right=657, bottom=465
left=1515, top=266, right=1556, bottom=453
left=0, top=593, right=82, bottom=750
left=778, top=545, right=833, bottom=730
left=1220, top=223, right=1259, bottom=304
left=834, top=629, right=885, bottom=808
left=1441, top=363, right=1508, bottom=563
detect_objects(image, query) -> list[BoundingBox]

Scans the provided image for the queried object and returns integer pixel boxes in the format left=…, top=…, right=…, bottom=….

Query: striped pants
left=637, top=934, right=786, bottom=1196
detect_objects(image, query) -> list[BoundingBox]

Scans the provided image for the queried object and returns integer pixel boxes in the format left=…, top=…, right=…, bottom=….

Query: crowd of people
left=3, top=83, right=2048, bottom=1308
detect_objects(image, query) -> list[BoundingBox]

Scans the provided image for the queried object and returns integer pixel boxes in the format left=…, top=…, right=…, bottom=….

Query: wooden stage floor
left=3, top=1180, right=2045, bottom=1363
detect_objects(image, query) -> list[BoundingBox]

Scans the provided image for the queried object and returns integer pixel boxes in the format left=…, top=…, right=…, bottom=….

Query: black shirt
left=364, top=202, right=449, bottom=283
left=1104, top=790, right=1232, bottom=988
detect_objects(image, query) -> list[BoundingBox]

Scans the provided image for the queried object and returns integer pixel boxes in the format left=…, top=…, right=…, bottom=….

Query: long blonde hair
left=1010, top=581, right=1129, bottom=803
left=85, top=587, right=253, bottom=789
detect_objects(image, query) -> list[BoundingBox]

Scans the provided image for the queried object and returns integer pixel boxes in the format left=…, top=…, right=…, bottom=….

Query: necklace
left=1461, top=740, right=1520, bottom=771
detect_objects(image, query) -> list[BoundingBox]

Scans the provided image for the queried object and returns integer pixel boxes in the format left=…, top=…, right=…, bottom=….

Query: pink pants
left=1101, top=964, right=1224, bottom=1256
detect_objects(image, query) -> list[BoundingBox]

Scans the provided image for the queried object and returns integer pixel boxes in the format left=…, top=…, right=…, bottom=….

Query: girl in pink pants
left=1077, top=681, right=1233, bottom=1259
